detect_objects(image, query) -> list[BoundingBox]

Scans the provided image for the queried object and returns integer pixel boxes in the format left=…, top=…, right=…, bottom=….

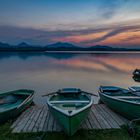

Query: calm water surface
left=0, top=52, right=139, bottom=105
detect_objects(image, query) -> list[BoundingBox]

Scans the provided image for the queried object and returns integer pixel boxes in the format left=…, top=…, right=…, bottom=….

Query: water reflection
left=0, top=52, right=139, bottom=104
left=0, top=52, right=78, bottom=60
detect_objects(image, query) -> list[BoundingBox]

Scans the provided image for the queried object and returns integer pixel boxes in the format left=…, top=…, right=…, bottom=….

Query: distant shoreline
left=1, top=50, right=140, bottom=54
left=1, top=42, right=140, bottom=52
left=45, top=51, right=140, bottom=54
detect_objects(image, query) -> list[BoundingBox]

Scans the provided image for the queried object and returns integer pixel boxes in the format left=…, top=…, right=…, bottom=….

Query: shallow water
left=0, top=52, right=139, bottom=105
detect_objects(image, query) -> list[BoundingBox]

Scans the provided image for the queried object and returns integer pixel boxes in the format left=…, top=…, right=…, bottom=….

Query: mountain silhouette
left=17, top=42, right=30, bottom=47
left=46, top=42, right=79, bottom=48
left=0, top=41, right=140, bottom=52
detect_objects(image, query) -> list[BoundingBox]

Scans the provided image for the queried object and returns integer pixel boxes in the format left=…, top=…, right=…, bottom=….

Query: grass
left=0, top=123, right=43, bottom=140
left=0, top=123, right=137, bottom=140
left=46, top=129, right=134, bottom=140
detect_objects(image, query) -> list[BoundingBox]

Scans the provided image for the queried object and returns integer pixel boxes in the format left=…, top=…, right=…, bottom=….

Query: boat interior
left=49, top=92, right=90, bottom=111
left=0, top=91, right=30, bottom=112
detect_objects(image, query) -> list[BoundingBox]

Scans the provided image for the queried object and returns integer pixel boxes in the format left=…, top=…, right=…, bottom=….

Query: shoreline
left=1, top=51, right=140, bottom=54
left=45, top=51, right=140, bottom=54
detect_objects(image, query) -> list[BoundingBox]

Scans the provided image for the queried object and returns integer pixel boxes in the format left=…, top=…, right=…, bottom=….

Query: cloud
left=96, top=0, right=130, bottom=20
left=0, top=21, right=140, bottom=47
left=99, top=1, right=120, bottom=19
left=122, top=36, right=140, bottom=42
left=0, top=25, right=110, bottom=45
left=81, top=25, right=140, bottom=45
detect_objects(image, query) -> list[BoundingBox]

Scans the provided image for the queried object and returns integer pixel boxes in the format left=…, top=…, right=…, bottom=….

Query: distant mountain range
left=0, top=42, right=140, bottom=52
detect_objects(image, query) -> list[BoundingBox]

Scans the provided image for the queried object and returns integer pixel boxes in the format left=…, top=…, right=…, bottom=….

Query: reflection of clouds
left=0, top=53, right=140, bottom=75
left=51, top=53, right=140, bottom=73
left=52, top=59, right=109, bottom=72
left=95, top=56, right=140, bottom=73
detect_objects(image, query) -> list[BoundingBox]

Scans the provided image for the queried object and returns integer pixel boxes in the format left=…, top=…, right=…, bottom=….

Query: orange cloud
left=52, top=25, right=140, bottom=46
left=52, top=31, right=109, bottom=44
left=100, top=30, right=140, bottom=46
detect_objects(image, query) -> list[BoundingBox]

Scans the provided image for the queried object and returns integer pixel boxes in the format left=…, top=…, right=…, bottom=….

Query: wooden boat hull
left=48, top=104, right=91, bottom=136
left=99, top=92, right=140, bottom=120
left=46, top=88, right=93, bottom=136
left=0, top=89, right=34, bottom=123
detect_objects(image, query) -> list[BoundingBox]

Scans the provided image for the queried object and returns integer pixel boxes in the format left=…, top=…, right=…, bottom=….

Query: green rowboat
left=99, top=86, right=140, bottom=120
left=0, top=89, right=34, bottom=123
left=47, top=88, right=93, bottom=136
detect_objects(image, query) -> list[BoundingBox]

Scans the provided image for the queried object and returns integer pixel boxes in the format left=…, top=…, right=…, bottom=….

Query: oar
left=81, top=91, right=98, bottom=97
left=42, top=92, right=58, bottom=97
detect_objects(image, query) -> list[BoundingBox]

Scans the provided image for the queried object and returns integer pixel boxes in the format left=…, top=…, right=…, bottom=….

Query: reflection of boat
left=99, top=86, right=140, bottom=120
left=46, top=88, right=93, bottom=136
left=133, top=69, right=140, bottom=82
left=0, top=89, right=34, bottom=123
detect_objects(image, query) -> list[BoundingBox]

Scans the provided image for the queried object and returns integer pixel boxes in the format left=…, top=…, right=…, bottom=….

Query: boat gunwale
left=16, top=93, right=34, bottom=109
left=0, top=89, right=34, bottom=97
left=99, top=91, right=140, bottom=106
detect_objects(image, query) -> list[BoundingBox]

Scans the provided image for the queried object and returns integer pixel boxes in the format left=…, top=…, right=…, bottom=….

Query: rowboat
left=46, top=88, right=93, bottom=136
left=132, top=69, right=140, bottom=82
left=99, top=86, right=140, bottom=120
left=0, top=89, right=34, bottom=123
left=133, top=69, right=140, bottom=77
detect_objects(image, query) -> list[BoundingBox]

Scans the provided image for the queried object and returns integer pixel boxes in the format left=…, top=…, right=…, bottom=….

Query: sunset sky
left=0, top=0, right=140, bottom=47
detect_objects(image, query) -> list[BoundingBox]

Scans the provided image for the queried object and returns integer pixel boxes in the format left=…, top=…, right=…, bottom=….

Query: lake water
left=0, top=52, right=139, bottom=105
